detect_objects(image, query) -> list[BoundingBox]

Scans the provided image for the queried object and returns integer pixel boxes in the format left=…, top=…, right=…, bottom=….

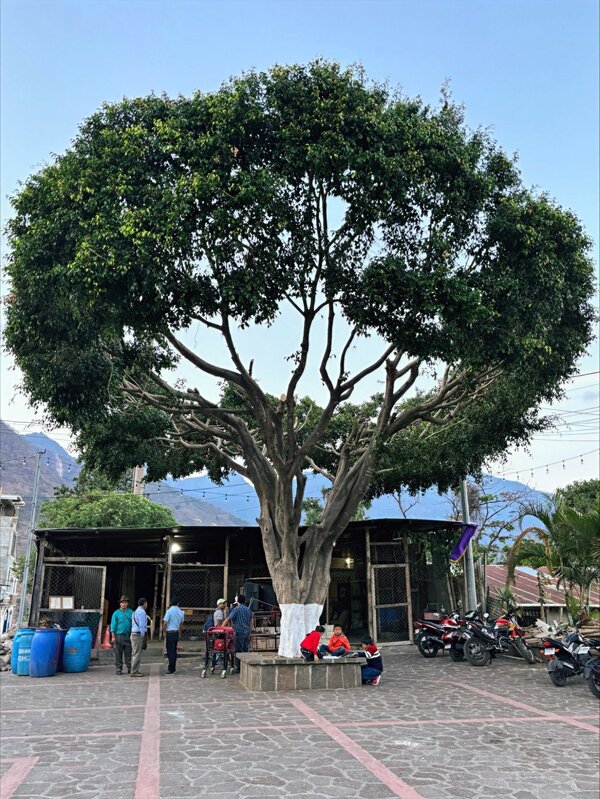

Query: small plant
left=495, top=585, right=518, bottom=612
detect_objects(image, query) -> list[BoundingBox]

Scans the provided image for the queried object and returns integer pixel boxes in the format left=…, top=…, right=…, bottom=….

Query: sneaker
left=371, top=675, right=381, bottom=686
left=115, top=670, right=122, bottom=676
left=130, top=672, right=145, bottom=677
left=163, top=671, right=175, bottom=675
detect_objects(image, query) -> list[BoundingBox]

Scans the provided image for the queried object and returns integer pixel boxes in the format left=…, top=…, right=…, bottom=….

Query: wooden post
left=537, top=571, right=546, bottom=623
left=97, top=566, right=107, bottom=649
left=404, top=533, right=413, bottom=643
left=481, top=552, right=488, bottom=614
left=151, top=564, right=160, bottom=641
left=166, top=538, right=173, bottom=611
left=365, top=528, right=376, bottom=640
left=159, top=537, right=171, bottom=642
left=28, top=535, right=46, bottom=627
left=223, top=533, right=229, bottom=600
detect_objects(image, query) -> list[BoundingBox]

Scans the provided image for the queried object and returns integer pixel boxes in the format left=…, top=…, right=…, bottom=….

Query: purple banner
left=449, top=523, right=478, bottom=562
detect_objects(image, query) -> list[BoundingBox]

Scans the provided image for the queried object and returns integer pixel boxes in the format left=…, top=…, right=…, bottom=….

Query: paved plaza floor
left=1, top=647, right=598, bottom=799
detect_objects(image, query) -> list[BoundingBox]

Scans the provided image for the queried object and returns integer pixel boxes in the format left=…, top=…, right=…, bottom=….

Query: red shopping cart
left=201, top=626, right=236, bottom=678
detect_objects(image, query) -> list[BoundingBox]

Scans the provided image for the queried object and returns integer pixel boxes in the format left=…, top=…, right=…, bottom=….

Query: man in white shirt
left=213, top=598, right=227, bottom=627
left=162, top=598, right=185, bottom=675
left=130, top=597, right=148, bottom=677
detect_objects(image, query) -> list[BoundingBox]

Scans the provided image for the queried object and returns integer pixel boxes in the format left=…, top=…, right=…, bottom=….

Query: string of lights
left=2, top=371, right=597, bottom=493
left=2, top=448, right=597, bottom=500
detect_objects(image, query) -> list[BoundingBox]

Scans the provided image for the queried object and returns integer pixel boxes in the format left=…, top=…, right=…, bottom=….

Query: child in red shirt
left=300, top=626, right=326, bottom=661
left=358, top=635, right=383, bottom=685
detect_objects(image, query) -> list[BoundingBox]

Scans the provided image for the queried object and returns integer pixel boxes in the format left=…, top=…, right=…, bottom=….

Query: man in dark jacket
left=224, top=594, right=253, bottom=673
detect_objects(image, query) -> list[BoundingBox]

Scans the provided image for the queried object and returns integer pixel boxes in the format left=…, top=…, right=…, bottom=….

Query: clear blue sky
left=1, top=0, right=598, bottom=491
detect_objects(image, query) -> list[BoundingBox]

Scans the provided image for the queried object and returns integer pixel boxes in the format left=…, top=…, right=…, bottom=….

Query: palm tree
left=506, top=494, right=600, bottom=620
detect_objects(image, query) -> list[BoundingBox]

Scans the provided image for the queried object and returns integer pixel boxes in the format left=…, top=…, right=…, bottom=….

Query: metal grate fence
left=39, top=564, right=105, bottom=646
left=170, top=565, right=225, bottom=640
left=42, top=565, right=105, bottom=610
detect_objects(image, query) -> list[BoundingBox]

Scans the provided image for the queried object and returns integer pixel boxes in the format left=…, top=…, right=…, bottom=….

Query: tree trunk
left=270, top=543, right=334, bottom=657
left=253, top=441, right=377, bottom=657
left=278, top=603, right=324, bottom=658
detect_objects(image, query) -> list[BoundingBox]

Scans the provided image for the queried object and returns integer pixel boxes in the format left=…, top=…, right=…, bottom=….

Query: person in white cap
left=208, top=597, right=228, bottom=671
left=213, top=597, right=227, bottom=627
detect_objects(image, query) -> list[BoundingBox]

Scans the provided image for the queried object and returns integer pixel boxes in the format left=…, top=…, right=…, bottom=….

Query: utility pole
left=132, top=465, right=145, bottom=495
left=459, top=479, right=478, bottom=612
left=17, top=449, right=44, bottom=626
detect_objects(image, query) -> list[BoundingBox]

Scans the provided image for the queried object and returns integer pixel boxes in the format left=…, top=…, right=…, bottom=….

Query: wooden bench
left=237, top=652, right=362, bottom=691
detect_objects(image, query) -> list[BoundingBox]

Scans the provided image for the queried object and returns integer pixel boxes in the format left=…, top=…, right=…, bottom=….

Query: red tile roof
left=485, top=564, right=600, bottom=607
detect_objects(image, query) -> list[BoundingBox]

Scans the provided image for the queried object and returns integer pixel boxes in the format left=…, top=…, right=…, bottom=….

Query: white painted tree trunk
left=278, top=602, right=324, bottom=658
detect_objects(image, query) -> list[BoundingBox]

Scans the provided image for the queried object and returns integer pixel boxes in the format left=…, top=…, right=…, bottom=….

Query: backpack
left=203, top=613, right=214, bottom=633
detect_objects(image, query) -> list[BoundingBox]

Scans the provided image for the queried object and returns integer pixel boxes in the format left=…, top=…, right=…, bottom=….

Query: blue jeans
left=318, top=645, right=347, bottom=657
left=234, top=631, right=249, bottom=670
left=361, top=665, right=382, bottom=684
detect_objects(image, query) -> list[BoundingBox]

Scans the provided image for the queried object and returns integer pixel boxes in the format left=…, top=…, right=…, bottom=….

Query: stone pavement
left=1, top=647, right=598, bottom=799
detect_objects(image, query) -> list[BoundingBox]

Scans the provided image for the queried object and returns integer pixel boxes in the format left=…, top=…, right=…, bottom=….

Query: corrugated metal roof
left=486, top=564, right=600, bottom=607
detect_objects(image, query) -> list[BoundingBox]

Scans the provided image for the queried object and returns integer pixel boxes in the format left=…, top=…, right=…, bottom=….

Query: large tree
left=5, top=62, right=595, bottom=655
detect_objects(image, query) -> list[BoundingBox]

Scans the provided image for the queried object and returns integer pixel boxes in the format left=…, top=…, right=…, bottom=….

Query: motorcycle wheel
left=548, top=668, right=567, bottom=687
left=464, top=638, right=491, bottom=667
left=416, top=637, right=440, bottom=658
left=586, top=668, right=600, bottom=699
left=449, top=644, right=464, bottom=662
left=513, top=637, right=536, bottom=665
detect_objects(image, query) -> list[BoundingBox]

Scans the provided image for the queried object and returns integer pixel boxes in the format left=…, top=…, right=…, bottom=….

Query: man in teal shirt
left=110, top=596, right=133, bottom=675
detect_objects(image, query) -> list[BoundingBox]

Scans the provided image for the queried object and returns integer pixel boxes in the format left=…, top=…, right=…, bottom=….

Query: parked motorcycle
left=414, top=611, right=462, bottom=658
left=447, top=608, right=490, bottom=662
left=540, top=627, right=600, bottom=687
left=584, top=648, right=600, bottom=699
left=463, top=606, right=536, bottom=666
left=414, top=607, right=485, bottom=660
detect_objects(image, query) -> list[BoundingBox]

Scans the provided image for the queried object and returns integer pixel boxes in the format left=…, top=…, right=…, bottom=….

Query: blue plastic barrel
left=15, top=628, right=36, bottom=676
left=56, top=629, right=68, bottom=672
left=30, top=628, right=61, bottom=677
left=11, top=627, right=36, bottom=674
left=63, top=626, right=93, bottom=673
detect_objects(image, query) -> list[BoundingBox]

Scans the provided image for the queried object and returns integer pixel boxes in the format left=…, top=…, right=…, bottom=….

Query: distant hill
left=163, top=470, right=548, bottom=531
left=0, top=422, right=80, bottom=554
left=142, top=481, right=246, bottom=526
left=0, top=422, right=245, bottom=550
left=2, top=420, right=548, bottom=551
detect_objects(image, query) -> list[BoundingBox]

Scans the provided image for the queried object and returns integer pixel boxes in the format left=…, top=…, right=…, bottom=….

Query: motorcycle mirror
left=484, top=612, right=490, bottom=619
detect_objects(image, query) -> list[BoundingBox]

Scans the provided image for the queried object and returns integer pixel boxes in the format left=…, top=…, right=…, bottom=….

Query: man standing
left=224, top=594, right=253, bottom=673
left=110, top=596, right=133, bottom=675
left=162, top=597, right=185, bottom=675
left=213, top=598, right=227, bottom=627
left=130, top=597, right=148, bottom=677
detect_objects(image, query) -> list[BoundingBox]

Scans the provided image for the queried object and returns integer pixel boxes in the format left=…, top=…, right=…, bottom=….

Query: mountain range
left=1, top=420, right=547, bottom=553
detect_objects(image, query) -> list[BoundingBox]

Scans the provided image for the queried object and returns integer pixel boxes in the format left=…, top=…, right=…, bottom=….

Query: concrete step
left=95, top=642, right=205, bottom=664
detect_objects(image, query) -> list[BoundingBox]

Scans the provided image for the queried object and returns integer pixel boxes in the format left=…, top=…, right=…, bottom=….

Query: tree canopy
left=559, top=479, right=600, bottom=514
left=5, top=61, right=595, bottom=651
left=37, top=491, right=177, bottom=529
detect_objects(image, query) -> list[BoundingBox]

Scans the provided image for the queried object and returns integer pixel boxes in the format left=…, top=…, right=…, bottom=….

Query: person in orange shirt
left=319, top=624, right=351, bottom=657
